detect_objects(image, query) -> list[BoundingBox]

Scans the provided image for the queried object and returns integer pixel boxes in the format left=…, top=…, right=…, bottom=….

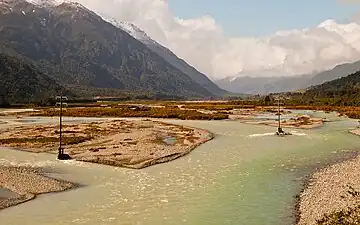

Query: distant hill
left=0, top=53, right=68, bottom=105
left=215, top=75, right=313, bottom=95
left=215, top=60, right=360, bottom=95
left=304, top=71, right=360, bottom=102
left=0, top=0, right=213, bottom=99
left=305, top=61, right=360, bottom=88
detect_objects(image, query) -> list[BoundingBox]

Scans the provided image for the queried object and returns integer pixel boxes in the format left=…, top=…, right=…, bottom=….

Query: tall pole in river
left=56, top=95, right=71, bottom=160
left=278, top=97, right=281, bottom=130
left=59, top=95, right=63, bottom=155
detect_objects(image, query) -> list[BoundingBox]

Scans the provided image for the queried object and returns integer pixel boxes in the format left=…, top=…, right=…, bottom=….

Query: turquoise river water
left=1, top=111, right=360, bottom=225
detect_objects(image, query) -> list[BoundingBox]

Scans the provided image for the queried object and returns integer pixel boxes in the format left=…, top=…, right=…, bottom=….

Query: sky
left=44, top=0, right=360, bottom=80
left=168, top=0, right=359, bottom=36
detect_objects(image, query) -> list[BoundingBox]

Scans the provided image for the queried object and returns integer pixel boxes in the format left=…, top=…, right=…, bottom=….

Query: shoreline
left=294, top=150, right=360, bottom=224
left=0, top=166, right=78, bottom=211
left=294, top=144, right=360, bottom=224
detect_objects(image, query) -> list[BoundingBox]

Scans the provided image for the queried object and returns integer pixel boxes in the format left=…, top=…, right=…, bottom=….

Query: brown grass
left=285, top=105, right=360, bottom=119
left=31, top=106, right=229, bottom=120
left=0, top=136, right=90, bottom=145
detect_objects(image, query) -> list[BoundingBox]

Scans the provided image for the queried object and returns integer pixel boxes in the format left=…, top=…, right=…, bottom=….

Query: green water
left=1, top=112, right=360, bottom=225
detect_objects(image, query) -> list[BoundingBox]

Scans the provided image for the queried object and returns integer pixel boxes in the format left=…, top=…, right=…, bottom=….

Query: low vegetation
left=0, top=136, right=90, bottom=145
left=285, top=105, right=360, bottom=119
left=181, top=104, right=255, bottom=111
left=32, top=105, right=229, bottom=120
left=316, top=186, right=360, bottom=225
left=317, top=206, right=360, bottom=225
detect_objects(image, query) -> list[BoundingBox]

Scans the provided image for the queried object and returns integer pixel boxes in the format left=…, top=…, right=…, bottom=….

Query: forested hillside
left=0, top=53, right=69, bottom=105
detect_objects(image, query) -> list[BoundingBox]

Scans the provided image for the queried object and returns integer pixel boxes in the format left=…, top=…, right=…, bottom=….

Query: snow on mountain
left=100, top=15, right=156, bottom=45
left=26, top=0, right=63, bottom=6
left=10, top=0, right=360, bottom=81
left=100, top=14, right=227, bottom=95
left=0, top=0, right=226, bottom=95
left=0, top=0, right=87, bottom=12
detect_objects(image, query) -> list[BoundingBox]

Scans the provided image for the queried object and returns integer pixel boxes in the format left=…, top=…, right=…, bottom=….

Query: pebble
left=0, top=166, right=75, bottom=210
left=297, top=150, right=360, bottom=224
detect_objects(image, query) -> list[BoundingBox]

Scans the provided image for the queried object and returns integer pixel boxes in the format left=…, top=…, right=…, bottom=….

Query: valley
left=2, top=0, right=360, bottom=225
left=1, top=103, right=360, bottom=225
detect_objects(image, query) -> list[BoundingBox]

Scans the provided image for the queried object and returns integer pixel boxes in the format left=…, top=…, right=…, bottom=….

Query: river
left=1, top=111, right=360, bottom=225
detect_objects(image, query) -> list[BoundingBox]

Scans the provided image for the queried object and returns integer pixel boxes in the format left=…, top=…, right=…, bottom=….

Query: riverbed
left=1, top=111, right=360, bottom=225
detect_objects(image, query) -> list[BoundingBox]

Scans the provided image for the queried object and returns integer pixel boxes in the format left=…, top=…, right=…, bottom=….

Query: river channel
left=1, top=111, right=360, bottom=225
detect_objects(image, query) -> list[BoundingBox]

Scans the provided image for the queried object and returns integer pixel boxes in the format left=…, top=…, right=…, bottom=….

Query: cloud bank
left=69, top=0, right=360, bottom=79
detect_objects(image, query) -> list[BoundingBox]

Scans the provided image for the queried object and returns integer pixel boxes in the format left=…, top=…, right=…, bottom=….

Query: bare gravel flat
left=0, top=166, right=75, bottom=210
left=297, top=129, right=360, bottom=224
left=0, top=119, right=213, bottom=169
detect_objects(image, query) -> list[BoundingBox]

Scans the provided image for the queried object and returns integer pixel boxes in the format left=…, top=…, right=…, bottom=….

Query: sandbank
left=0, top=166, right=75, bottom=210
left=0, top=119, right=214, bottom=169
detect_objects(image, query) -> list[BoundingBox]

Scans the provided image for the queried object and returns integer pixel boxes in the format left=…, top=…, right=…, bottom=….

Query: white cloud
left=58, top=0, right=360, bottom=79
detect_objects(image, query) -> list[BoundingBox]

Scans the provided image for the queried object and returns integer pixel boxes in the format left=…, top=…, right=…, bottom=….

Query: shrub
left=33, top=106, right=229, bottom=120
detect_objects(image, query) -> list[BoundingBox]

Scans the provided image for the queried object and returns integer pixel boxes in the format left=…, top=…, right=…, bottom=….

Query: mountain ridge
left=0, top=0, right=216, bottom=100
left=216, top=60, right=360, bottom=95
left=103, top=16, right=228, bottom=96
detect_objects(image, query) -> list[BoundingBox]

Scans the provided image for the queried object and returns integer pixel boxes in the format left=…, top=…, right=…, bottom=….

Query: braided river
left=1, top=111, right=360, bottom=225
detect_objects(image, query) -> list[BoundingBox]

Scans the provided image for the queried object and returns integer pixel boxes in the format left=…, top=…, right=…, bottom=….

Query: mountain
left=104, top=19, right=228, bottom=96
left=0, top=52, right=68, bottom=104
left=216, top=60, right=360, bottom=95
left=0, top=0, right=213, bottom=99
left=305, top=60, right=360, bottom=88
left=301, top=70, right=360, bottom=105
left=215, top=74, right=314, bottom=95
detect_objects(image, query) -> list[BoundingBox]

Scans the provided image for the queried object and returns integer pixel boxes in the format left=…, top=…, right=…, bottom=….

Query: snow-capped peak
left=318, top=19, right=337, bottom=28
left=100, top=15, right=155, bottom=44
left=25, top=0, right=88, bottom=10
left=25, top=0, right=64, bottom=7
left=118, top=21, right=152, bottom=42
left=229, top=76, right=238, bottom=82
left=220, top=76, right=238, bottom=82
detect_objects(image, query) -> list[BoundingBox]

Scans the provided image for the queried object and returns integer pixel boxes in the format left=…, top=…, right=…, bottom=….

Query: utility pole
left=275, top=96, right=292, bottom=136
left=56, top=95, right=71, bottom=160
left=276, top=96, right=285, bottom=135
left=278, top=97, right=281, bottom=130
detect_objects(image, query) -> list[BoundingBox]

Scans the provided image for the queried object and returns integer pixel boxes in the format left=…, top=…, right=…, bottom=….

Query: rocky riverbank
left=0, top=119, right=213, bottom=169
left=296, top=148, right=360, bottom=224
left=0, top=166, right=75, bottom=210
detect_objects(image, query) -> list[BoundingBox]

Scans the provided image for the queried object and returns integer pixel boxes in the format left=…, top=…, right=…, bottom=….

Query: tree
left=0, top=95, right=10, bottom=108
left=264, top=95, right=271, bottom=105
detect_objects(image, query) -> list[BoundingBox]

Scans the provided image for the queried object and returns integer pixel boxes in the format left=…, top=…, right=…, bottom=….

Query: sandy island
left=230, top=109, right=326, bottom=129
left=296, top=129, right=360, bottom=224
left=0, top=119, right=214, bottom=169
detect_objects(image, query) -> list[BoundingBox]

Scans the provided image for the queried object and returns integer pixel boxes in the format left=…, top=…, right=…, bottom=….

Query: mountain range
left=1, top=0, right=360, bottom=104
left=215, top=60, right=360, bottom=95
left=0, top=0, right=228, bottom=104
left=286, top=70, right=360, bottom=106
